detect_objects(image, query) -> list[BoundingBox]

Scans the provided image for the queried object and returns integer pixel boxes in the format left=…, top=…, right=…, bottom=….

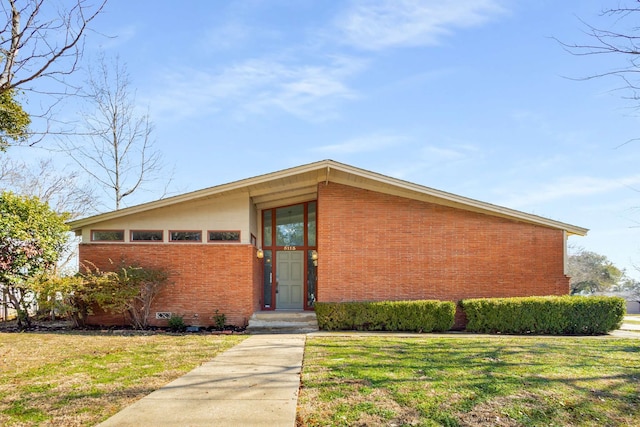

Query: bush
left=168, top=315, right=186, bottom=332
left=212, top=310, right=226, bottom=330
left=315, top=300, right=456, bottom=332
left=35, top=261, right=170, bottom=329
left=460, top=295, right=625, bottom=335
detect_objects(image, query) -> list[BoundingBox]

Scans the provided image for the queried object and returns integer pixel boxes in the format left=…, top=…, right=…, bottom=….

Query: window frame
left=168, top=230, right=203, bottom=243
left=207, top=230, right=241, bottom=243
left=130, top=229, right=164, bottom=242
left=91, top=229, right=125, bottom=242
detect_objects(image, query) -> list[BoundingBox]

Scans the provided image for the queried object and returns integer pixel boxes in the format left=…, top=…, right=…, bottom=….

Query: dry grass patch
left=0, top=331, right=246, bottom=426
left=297, top=335, right=640, bottom=426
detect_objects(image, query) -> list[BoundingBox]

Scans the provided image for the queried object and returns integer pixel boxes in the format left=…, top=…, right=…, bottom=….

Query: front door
left=276, top=250, right=304, bottom=309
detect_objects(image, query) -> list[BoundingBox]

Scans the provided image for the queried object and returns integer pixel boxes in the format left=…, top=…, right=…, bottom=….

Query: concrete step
left=247, top=311, right=319, bottom=333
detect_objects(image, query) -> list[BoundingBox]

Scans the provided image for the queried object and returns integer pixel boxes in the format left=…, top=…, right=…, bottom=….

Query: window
left=263, top=210, right=272, bottom=246
left=307, top=201, right=317, bottom=246
left=262, top=202, right=317, bottom=248
left=276, top=204, right=304, bottom=246
left=91, top=230, right=124, bottom=242
left=208, top=230, right=240, bottom=242
left=169, top=231, right=202, bottom=242
left=263, top=250, right=273, bottom=307
left=131, top=230, right=163, bottom=241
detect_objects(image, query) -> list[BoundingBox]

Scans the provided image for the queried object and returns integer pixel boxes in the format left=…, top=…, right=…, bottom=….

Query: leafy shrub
left=168, top=315, right=186, bottom=332
left=212, top=309, right=226, bottom=330
left=33, top=274, right=94, bottom=327
left=36, top=261, right=170, bottom=329
left=460, top=295, right=625, bottom=335
left=315, top=300, right=455, bottom=332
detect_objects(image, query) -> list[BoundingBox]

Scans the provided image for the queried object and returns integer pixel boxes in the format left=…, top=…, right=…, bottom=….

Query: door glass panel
left=263, top=250, right=272, bottom=307
left=263, top=210, right=272, bottom=247
left=307, top=202, right=316, bottom=247
left=307, top=250, right=317, bottom=308
left=276, top=204, right=304, bottom=246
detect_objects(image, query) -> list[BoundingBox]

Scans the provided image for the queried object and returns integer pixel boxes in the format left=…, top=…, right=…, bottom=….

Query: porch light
left=257, top=249, right=264, bottom=259
left=311, top=250, right=318, bottom=261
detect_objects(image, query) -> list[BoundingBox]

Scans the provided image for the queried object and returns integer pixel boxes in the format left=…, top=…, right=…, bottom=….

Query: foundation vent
left=155, top=312, right=172, bottom=320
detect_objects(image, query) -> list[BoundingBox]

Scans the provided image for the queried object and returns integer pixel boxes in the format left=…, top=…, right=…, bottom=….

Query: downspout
left=563, top=230, right=568, bottom=277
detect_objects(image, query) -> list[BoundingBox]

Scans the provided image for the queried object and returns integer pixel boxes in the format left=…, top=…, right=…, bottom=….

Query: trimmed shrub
left=315, top=300, right=456, bottom=332
left=168, top=315, right=186, bottom=332
left=460, top=295, right=625, bottom=335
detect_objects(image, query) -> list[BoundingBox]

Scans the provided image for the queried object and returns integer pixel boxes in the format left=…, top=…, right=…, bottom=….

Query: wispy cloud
left=312, top=132, right=407, bottom=154
left=385, top=143, right=481, bottom=180
left=145, top=55, right=366, bottom=122
left=334, top=0, right=506, bottom=51
left=200, top=22, right=283, bottom=51
left=200, top=23, right=253, bottom=51
left=500, top=175, right=640, bottom=209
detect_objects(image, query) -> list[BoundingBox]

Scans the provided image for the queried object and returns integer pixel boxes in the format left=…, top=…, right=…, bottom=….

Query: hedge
left=460, top=295, right=625, bottom=335
left=315, top=300, right=456, bottom=332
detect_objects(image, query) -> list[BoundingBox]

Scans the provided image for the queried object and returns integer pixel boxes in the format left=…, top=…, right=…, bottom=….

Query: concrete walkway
left=96, top=320, right=639, bottom=426
left=621, top=316, right=640, bottom=331
left=97, top=334, right=306, bottom=427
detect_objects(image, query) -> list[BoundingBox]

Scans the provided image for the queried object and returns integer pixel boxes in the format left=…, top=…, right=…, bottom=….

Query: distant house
left=592, top=291, right=639, bottom=315
left=68, top=160, right=588, bottom=327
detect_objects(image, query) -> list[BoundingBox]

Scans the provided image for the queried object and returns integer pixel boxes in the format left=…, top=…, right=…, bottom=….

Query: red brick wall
left=317, top=182, right=569, bottom=304
left=78, top=244, right=258, bottom=327
left=78, top=182, right=570, bottom=329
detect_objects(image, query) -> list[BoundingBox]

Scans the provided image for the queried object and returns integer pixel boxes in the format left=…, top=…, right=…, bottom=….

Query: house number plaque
left=283, top=246, right=297, bottom=251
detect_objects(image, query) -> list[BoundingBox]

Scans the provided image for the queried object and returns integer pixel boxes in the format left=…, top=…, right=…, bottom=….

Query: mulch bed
left=0, top=319, right=246, bottom=334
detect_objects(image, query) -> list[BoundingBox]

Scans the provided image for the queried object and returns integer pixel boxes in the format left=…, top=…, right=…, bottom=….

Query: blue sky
left=14, top=0, right=640, bottom=277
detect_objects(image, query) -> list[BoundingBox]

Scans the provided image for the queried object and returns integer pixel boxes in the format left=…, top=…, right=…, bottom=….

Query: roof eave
left=68, top=159, right=589, bottom=236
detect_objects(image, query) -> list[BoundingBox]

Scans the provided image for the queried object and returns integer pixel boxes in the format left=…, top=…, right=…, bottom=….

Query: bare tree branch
left=0, top=0, right=107, bottom=147
left=558, top=4, right=640, bottom=108
left=61, top=54, right=171, bottom=210
left=0, top=157, right=98, bottom=218
left=0, top=0, right=106, bottom=92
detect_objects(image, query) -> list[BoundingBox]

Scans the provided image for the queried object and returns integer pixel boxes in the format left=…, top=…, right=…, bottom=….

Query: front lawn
left=298, top=335, right=640, bottom=426
left=0, top=332, right=245, bottom=426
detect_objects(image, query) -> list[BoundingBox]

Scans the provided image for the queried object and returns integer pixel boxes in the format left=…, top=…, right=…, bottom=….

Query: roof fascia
left=324, top=161, right=588, bottom=236
left=68, top=160, right=333, bottom=230
left=69, top=159, right=588, bottom=236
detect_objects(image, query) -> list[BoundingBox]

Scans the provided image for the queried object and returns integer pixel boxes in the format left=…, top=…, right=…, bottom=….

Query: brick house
left=68, top=160, right=588, bottom=328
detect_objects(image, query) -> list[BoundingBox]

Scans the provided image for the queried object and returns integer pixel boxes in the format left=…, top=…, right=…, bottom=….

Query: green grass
left=0, top=332, right=246, bottom=426
left=3, top=330, right=639, bottom=426
left=298, top=336, right=640, bottom=426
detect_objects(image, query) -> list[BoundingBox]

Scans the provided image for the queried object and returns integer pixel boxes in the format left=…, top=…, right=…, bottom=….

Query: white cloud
left=335, top=0, right=506, bottom=51
left=312, top=132, right=407, bottom=154
left=144, top=55, right=366, bottom=122
left=421, top=144, right=475, bottom=160
left=382, top=143, right=481, bottom=180
left=201, top=23, right=252, bottom=50
left=500, top=175, right=640, bottom=209
left=199, top=22, right=283, bottom=51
